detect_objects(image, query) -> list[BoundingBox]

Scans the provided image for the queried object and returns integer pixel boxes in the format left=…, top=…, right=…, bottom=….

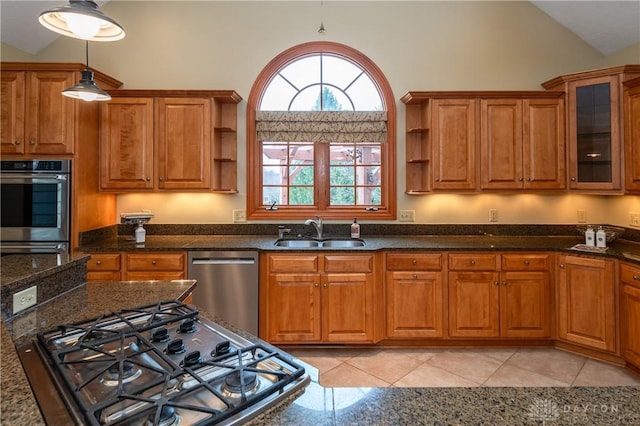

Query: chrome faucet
left=304, top=216, right=323, bottom=239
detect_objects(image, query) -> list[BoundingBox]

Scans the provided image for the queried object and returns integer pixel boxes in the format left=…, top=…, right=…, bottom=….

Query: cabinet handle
left=29, top=139, right=35, bottom=145
left=435, top=177, right=440, bottom=182
left=634, top=275, right=640, bottom=281
left=494, top=281, right=500, bottom=286
left=412, top=259, right=417, bottom=264
left=13, top=140, right=20, bottom=146
left=314, top=283, right=319, bottom=287
left=503, top=281, right=508, bottom=286
left=559, top=264, right=565, bottom=269
left=470, top=260, right=476, bottom=265
left=571, top=177, right=576, bottom=181
left=322, top=283, right=328, bottom=288
left=159, top=177, right=164, bottom=182
left=518, top=177, right=523, bottom=182
left=151, top=260, right=157, bottom=265
left=524, top=260, right=530, bottom=266
left=96, top=260, right=102, bottom=266
left=526, top=177, right=531, bottom=182
left=412, top=274, right=418, bottom=279
left=146, top=177, right=151, bottom=181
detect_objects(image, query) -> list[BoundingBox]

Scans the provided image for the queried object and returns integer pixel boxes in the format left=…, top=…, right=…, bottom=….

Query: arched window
left=246, top=41, right=396, bottom=220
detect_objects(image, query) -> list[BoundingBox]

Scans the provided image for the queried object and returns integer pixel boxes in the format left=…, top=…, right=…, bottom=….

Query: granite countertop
left=79, top=234, right=640, bottom=264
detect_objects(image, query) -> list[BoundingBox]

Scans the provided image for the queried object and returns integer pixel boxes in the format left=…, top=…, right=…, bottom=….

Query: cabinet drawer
left=87, top=271, right=121, bottom=281
left=324, top=255, right=373, bottom=273
left=87, top=253, right=121, bottom=271
left=269, top=255, right=319, bottom=273
left=501, top=253, right=550, bottom=271
left=449, top=253, right=498, bottom=271
left=386, top=253, right=442, bottom=271
left=126, top=253, right=185, bottom=271
left=621, top=264, right=640, bottom=287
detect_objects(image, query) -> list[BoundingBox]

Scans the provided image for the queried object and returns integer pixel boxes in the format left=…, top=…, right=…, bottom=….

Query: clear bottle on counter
left=350, top=218, right=360, bottom=238
left=596, top=226, right=607, bottom=248
left=135, top=223, right=146, bottom=243
left=585, top=227, right=595, bottom=246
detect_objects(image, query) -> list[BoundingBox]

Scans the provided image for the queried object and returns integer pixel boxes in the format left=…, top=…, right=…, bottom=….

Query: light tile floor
left=285, top=347, right=640, bottom=388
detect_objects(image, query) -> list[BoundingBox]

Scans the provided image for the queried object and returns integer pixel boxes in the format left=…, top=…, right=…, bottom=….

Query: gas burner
left=100, top=361, right=142, bottom=387
left=221, top=370, right=260, bottom=398
left=147, top=405, right=181, bottom=426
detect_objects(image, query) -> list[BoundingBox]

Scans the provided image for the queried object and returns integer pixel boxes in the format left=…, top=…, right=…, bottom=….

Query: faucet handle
left=278, top=225, right=291, bottom=239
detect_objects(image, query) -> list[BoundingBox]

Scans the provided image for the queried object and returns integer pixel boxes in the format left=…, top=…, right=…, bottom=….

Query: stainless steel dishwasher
left=187, top=251, right=259, bottom=335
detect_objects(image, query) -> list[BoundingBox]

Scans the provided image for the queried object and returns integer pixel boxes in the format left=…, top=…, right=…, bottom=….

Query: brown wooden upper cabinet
left=481, top=96, right=565, bottom=190
left=542, top=65, right=640, bottom=192
left=624, top=77, right=640, bottom=193
left=401, top=91, right=565, bottom=193
left=1, top=64, right=120, bottom=156
left=99, top=90, right=241, bottom=192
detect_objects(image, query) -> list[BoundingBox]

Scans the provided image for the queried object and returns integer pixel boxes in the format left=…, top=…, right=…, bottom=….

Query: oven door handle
left=0, top=174, right=68, bottom=183
left=0, top=243, right=68, bottom=253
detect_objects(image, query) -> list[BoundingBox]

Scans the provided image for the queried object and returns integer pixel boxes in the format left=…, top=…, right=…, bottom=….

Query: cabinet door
left=567, top=75, right=621, bottom=190
left=100, top=98, right=154, bottom=190
left=386, top=271, right=444, bottom=338
left=156, top=98, right=212, bottom=189
left=523, top=98, right=566, bottom=189
left=500, top=271, right=550, bottom=338
left=0, top=71, right=26, bottom=154
left=557, top=255, right=615, bottom=352
left=620, top=264, right=640, bottom=368
left=481, top=98, right=523, bottom=189
left=26, top=71, right=76, bottom=154
left=448, top=271, right=500, bottom=337
left=431, top=99, right=478, bottom=190
left=624, top=81, right=640, bottom=192
left=323, top=273, right=374, bottom=342
left=266, top=273, right=321, bottom=343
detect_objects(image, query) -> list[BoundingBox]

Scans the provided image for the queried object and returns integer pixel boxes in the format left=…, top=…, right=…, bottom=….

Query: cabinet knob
left=146, top=177, right=151, bottom=182
left=159, top=177, right=164, bottom=182
left=524, top=260, right=530, bottom=266
left=526, top=177, right=531, bottom=182
left=412, top=259, right=417, bottom=264
left=13, top=140, right=20, bottom=146
left=151, top=260, right=157, bottom=265
left=518, top=177, right=523, bottom=182
left=470, top=259, right=476, bottom=265
left=314, top=283, right=319, bottom=287
left=634, top=275, right=640, bottom=281
left=503, top=281, right=508, bottom=286
left=323, top=283, right=328, bottom=288
left=96, top=260, right=102, bottom=266
left=494, top=281, right=500, bottom=286
left=412, top=274, right=418, bottom=279
left=29, top=139, right=35, bottom=145
left=435, top=177, right=440, bottom=182
left=571, top=177, right=576, bottom=181
left=559, top=264, right=565, bottom=269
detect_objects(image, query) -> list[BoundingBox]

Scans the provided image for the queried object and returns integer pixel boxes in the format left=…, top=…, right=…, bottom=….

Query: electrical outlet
left=13, top=285, right=37, bottom=314
left=489, top=209, right=498, bottom=222
left=577, top=209, right=587, bottom=223
left=233, top=209, right=246, bottom=223
left=398, top=210, right=415, bottom=222
left=12, top=311, right=37, bottom=337
left=630, top=212, right=640, bottom=228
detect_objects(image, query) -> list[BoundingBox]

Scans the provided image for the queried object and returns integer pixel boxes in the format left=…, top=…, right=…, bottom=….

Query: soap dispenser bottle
left=596, top=226, right=606, bottom=248
left=135, top=223, right=146, bottom=243
left=350, top=218, right=360, bottom=238
left=585, top=227, right=595, bottom=247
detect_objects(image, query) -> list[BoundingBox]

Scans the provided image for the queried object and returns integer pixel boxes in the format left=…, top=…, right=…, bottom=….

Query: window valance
left=255, top=111, right=387, bottom=143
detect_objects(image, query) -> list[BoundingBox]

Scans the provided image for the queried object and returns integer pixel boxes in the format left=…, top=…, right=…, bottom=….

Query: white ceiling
left=1, top=1, right=639, bottom=56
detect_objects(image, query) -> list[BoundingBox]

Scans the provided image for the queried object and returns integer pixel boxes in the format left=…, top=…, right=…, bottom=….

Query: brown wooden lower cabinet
left=263, top=253, right=376, bottom=344
left=621, top=262, right=640, bottom=370
left=557, top=254, right=616, bottom=352
left=448, top=253, right=551, bottom=338
left=86, top=252, right=186, bottom=281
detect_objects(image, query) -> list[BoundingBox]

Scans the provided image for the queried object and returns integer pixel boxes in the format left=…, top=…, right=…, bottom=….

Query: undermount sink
left=274, top=238, right=366, bottom=248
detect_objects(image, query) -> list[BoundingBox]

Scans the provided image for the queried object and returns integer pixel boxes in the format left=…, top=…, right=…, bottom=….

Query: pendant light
left=39, top=0, right=125, bottom=42
left=62, top=41, right=111, bottom=102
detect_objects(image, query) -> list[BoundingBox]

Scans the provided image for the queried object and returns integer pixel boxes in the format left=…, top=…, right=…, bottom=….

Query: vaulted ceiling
left=1, top=1, right=639, bottom=56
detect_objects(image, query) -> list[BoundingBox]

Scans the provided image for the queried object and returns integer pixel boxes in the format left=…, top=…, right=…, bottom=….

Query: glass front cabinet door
left=543, top=65, right=640, bottom=191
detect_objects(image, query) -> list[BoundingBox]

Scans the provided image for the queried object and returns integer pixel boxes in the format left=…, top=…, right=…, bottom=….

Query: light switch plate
left=489, top=209, right=498, bottom=222
left=13, top=285, right=37, bottom=314
left=233, top=209, right=246, bottom=223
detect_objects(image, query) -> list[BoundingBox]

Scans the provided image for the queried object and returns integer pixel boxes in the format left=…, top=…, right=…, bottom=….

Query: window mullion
left=316, top=143, right=329, bottom=210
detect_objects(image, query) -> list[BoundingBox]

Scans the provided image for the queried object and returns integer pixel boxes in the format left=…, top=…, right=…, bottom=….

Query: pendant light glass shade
left=62, top=41, right=111, bottom=102
left=39, top=0, right=125, bottom=42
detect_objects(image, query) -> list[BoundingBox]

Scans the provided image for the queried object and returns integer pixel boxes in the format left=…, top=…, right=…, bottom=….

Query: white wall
left=3, top=1, right=639, bottom=227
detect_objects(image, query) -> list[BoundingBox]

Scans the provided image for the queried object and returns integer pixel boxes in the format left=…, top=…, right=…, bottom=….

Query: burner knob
left=151, top=327, right=169, bottom=342
left=183, top=350, right=202, bottom=367
left=179, top=319, right=197, bottom=334
left=212, top=340, right=231, bottom=357
left=166, top=338, right=185, bottom=355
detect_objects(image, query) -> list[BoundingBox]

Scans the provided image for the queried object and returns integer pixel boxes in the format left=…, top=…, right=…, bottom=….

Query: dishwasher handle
left=191, top=258, right=256, bottom=265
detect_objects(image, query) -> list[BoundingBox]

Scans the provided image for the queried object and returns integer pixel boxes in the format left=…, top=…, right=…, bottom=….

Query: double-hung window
left=246, top=42, right=396, bottom=220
